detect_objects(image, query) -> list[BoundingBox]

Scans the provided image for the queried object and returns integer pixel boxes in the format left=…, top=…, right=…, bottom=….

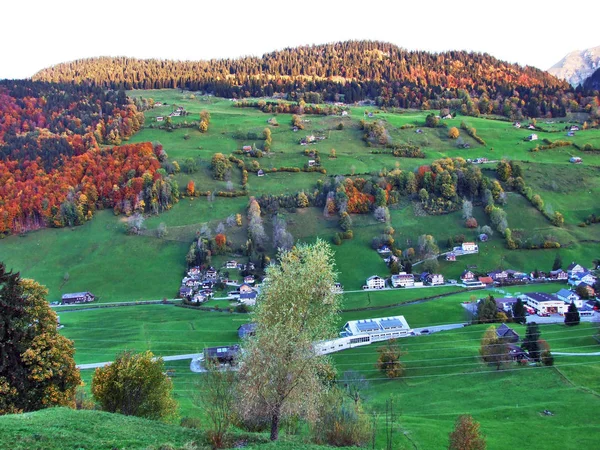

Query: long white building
left=315, top=315, right=412, bottom=355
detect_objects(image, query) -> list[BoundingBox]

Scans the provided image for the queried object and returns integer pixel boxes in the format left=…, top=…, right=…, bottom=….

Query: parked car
left=420, top=329, right=430, bottom=334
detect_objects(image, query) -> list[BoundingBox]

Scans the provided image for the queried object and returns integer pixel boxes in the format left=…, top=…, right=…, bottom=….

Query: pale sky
left=2, top=0, right=599, bottom=80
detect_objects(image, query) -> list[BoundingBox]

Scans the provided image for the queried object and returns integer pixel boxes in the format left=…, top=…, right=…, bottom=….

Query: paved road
left=77, top=353, right=202, bottom=370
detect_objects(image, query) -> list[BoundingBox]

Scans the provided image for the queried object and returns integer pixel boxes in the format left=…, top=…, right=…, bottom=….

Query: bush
left=235, top=303, right=251, bottom=313
left=332, top=234, right=342, bottom=245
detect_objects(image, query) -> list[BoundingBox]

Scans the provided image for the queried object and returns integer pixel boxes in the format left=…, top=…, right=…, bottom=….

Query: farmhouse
left=225, top=260, right=238, bottom=269
left=556, top=289, right=582, bottom=307
left=478, top=276, right=494, bottom=286
left=391, top=272, right=415, bottom=288
left=61, top=292, right=95, bottom=304
left=204, top=345, right=240, bottom=365
left=365, top=275, right=386, bottom=289
left=488, top=270, right=508, bottom=282
left=242, top=145, right=252, bottom=152
left=513, top=122, right=521, bottom=128
left=422, top=273, right=444, bottom=286
left=461, top=242, right=478, bottom=253
left=156, top=116, right=163, bottom=122
left=494, top=297, right=519, bottom=312
left=205, top=267, right=218, bottom=279
left=567, top=263, right=586, bottom=277
left=523, top=292, right=566, bottom=315
left=340, top=315, right=411, bottom=343
left=570, top=125, right=580, bottom=131
left=527, top=134, right=538, bottom=141
left=178, top=286, right=193, bottom=299
left=528, top=124, right=536, bottom=130
left=460, top=270, right=475, bottom=282
left=446, top=252, right=456, bottom=261
left=570, top=156, right=582, bottom=164
left=496, top=323, right=519, bottom=343
left=237, top=323, right=257, bottom=339
left=549, top=269, right=568, bottom=281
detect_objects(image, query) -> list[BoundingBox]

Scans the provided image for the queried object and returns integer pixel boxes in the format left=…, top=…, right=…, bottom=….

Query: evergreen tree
left=511, top=298, right=527, bottom=325
left=522, top=322, right=541, bottom=361
left=552, top=254, right=562, bottom=271
left=564, top=301, right=580, bottom=326
left=476, top=296, right=498, bottom=324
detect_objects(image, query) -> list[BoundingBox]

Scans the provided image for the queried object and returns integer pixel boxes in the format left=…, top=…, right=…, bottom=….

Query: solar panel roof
left=380, top=318, right=404, bottom=330
left=356, top=321, right=381, bottom=332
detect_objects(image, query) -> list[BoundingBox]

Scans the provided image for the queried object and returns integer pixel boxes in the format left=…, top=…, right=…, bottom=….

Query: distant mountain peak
left=548, top=45, right=600, bottom=86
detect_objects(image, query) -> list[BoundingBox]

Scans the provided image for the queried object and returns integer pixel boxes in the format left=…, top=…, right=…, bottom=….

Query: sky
left=2, top=0, right=599, bottom=80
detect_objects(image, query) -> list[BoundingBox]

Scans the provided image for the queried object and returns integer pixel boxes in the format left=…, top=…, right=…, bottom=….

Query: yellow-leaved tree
left=0, top=263, right=81, bottom=415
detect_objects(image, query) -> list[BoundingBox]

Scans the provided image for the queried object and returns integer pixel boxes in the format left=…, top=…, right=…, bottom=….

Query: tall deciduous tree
left=376, top=339, right=405, bottom=378
left=448, top=415, right=486, bottom=450
left=479, top=326, right=509, bottom=370
left=237, top=240, right=340, bottom=441
left=0, top=264, right=81, bottom=415
left=91, top=350, right=177, bottom=421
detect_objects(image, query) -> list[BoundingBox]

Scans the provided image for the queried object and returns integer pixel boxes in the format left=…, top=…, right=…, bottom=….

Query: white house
left=556, top=289, right=583, bottom=308
left=527, top=134, right=538, bottom=141
left=425, top=273, right=444, bottom=285
left=366, top=275, right=386, bottom=289
left=567, top=263, right=586, bottom=278
left=569, top=272, right=597, bottom=287
left=156, top=116, right=164, bottom=122
left=570, top=157, right=582, bottom=164
left=461, top=242, right=479, bottom=253
left=524, top=292, right=567, bottom=315
left=488, top=270, right=508, bottom=282
left=391, top=272, right=415, bottom=288
left=461, top=270, right=475, bottom=282
left=225, top=260, right=238, bottom=269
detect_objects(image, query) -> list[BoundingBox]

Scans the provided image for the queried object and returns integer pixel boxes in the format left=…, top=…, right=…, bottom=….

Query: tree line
left=31, top=41, right=598, bottom=119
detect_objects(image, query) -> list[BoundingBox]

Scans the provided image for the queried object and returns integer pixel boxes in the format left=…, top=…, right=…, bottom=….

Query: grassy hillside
left=0, top=408, right=342, bottom=450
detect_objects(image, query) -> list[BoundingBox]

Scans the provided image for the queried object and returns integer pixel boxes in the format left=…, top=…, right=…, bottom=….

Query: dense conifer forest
left=33, top=41, right=598, bottom=118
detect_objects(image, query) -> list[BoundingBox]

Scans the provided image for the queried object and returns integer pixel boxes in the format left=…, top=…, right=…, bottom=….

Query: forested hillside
left=33, top=41, right=595, bottom=118
left=0, top=81, right=178, bottom=234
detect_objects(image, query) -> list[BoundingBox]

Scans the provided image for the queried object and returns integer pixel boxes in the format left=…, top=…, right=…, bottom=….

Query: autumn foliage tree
left=376, top=339, right=405, bottom=378
left=448, top=415, right=486, bottom=450
left=91, top=350, right=177, bottom=421
left=187, top=180, right=195, bottom=197
left=0, top=263, right=81, bottom=415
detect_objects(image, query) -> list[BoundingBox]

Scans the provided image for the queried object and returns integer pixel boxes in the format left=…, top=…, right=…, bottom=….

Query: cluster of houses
left=494, top=288, right=596, bottom=318
left=180, top=260, right=261, bottom=306
left=179, top=266, right=218, bottom=304
left=61, top=291, right=95, bottom=305
left=365, top=271, right=445, bottom=290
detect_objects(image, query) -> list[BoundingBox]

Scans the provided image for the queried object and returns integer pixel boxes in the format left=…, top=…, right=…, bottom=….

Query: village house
left=237, top=323, right=257, bottom=339
left=178, top=286, right=193, bottom=299
left=365, top=275, right=386, bottom=289
left=527, top=133, right=538, bottom=141
left=488, top=270, right=508, bottom=282
left=570, top=156, right=582, bottom=164
left=307, top=159, right=316, bottom=167
left=377, top=245, right=392, bottom=255
left=225, top=260, right=238, bottom=269
left=568, top=271, right=597, bottom=287
left=257, top=169, right=265, bottom=177
left=191, top=293, right=206, bottom=304
left=570, top=125, right=580, bottom=131
left=494, top=297, right=519, bottom=313
left=204, top=345, right=240, bottom=365
left=391, top=272, right=415, bottom=288
left=446, top=252, right=456, bottom=261
left=420, top=272, right=444, bottom=286
left=243, top=275, right=255, bottom=285
left=156, top=116, right=163, bottom=122
left=461, top=242, right=479, bottom=253
left=567, top=263, right=587, bottom=278
left=513, top=122, right=521, bottom=128
left=242, top=145, right=252, bottom=152
left=205, top=267, right=218, bottom=279
left=549, top=269, right=568, bottom=281
left=460, top=270, right=475, bottom=282
left=61, top=292, right=95, bottom=305
left=508, top=344, right=528, bottom=361
left=496, top=323, right=519, bottom=343
left=187, top=266, right=201, bottom=277
left=478, top=276, right=494, bottom=286
left=556, top=289, right=582, bottom=307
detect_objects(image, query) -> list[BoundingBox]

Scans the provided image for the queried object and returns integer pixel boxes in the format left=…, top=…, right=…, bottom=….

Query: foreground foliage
left=0, top=263, right=81, bottom=415
left=237, top=240, right=340, bottom=441
left=91, top=350, right=177, bottom=421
